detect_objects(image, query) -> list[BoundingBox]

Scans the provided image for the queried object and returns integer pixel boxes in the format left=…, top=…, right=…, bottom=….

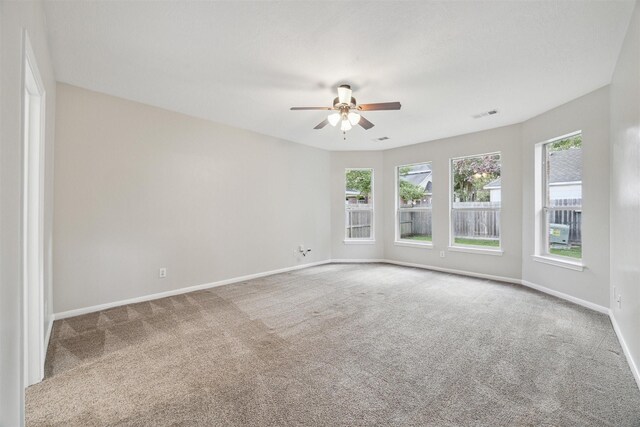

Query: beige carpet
left=27, top=263, right=640, bottom=426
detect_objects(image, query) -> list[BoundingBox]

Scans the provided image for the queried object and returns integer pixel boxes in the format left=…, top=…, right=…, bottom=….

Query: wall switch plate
left=440, top=251, right=445, bottom=258
left=159, top=268, right=167, bottom=278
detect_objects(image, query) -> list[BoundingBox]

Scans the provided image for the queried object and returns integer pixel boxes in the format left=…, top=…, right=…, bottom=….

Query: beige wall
left=55, top=84, right=614, bottom=313
left=53, top=84, right=331, bottom=313
left=610, top=1, right=640, bottom=385
left=328, top=86, right=611, bottom=308
left=330, top=151, right=385, bottom=260
left=382, top=125, right=523, bottom=281
left=521, top=86, right=610, bottom=307
left=1, top=1, right=57, bottom=424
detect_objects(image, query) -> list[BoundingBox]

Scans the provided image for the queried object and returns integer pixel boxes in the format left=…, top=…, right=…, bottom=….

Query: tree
left=452, top=154, right=500, bottom=202
left=398, top=167, right=426, bottom=204
left=346, top=169, right=371, bottom=200
left=548, top=134, right=581, bottom=152
left=399, top=180, right=426, bottom=204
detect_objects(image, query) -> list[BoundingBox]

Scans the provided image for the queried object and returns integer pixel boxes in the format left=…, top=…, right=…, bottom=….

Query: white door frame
left=22, top=31, right=46, bottom=387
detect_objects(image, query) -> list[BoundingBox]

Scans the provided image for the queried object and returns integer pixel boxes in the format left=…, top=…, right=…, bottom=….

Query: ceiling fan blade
left=358, top=115, right=375, bottom=130
left=290, top=106, right=333, bottom=110
left=314, top=119, right=329, bottom=129
left=357, top=102, right=401, bottom=111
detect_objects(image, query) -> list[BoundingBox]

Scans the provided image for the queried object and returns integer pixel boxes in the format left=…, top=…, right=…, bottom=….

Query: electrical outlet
left=440, top=251, right=445, bottom=258
left=159, top=268, right=167, bottom=278
left=616, top=294, right=622, bottom=309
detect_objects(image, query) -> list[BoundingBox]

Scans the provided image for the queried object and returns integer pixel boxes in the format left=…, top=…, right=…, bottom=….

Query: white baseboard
left=381, top=260, right=636, bottom=391
left=42, top=314, right=54, bottom=378
left=520, top=280, right=608, bottom=314
left=382, top=260, right=610, bottom=316
left=52, top=258, right=605, bottom=319
left=53, top=260, right=332, bottom=320
left=44, top=314, right=54, bottom=350
left=609, top=311, right=640, bottom=390
left=383, top=258, right=521, bottom=285
left=50, top=258, right=638, bottom=392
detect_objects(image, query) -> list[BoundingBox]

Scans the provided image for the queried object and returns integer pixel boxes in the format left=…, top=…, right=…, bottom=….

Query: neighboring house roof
left=484, top=148, right=582, bottom=190
left=401, top=164, right=433, bottom=193
left=548, top=148, right=582, bottom=183
left=484, top=178, right=501, bottom=189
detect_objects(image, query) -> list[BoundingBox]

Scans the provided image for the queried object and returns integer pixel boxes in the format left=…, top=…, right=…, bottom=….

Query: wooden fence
left=549, top=198, right=582, bottom=244
left=345, top=210, right=372, bottom=239
left=399, top=210, right=432, bottom=238
left=452, top=209, right=500, bottom=240
left=347, top=199, right=582, bottom=242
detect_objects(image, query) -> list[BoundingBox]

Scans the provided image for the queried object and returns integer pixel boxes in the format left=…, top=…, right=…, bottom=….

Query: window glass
left=543, top=134, right=582, bottom=259
left=397, top=163, right=432, bottom=243
left=345, top=169, right=373, bottom=240
left=451, top=153, right=501, bottom=248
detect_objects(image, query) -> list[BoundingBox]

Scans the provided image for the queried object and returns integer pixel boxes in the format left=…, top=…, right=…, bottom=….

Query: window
left=451, top=153, right=501, bottom=249
left=396, top=162, right=432, bottom=244
left=540, top=133, right=582, bottom=260
left=345, top=168, right=374, bottom=241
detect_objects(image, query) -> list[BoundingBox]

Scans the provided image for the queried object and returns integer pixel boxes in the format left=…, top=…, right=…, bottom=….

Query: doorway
left=23, top=32, right=46, bottom=387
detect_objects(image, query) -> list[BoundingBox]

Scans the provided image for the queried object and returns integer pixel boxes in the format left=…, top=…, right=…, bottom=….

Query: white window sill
left=532, top=255, right=585, bottom=271
left=343, top=239, right=376, bottom=245
left=394, top=240, right=433, bottom=249
left=448, top=245, right=503, bottom=256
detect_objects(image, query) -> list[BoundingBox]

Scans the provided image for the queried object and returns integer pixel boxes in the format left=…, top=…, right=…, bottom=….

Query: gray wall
left=381, top=125, right=523, bottom=281
left=610, top=1, right=640, bottom=384
left=0, top=1, right=57, bottom=425
left=521, top=87, right=611, bottom=307
left=53, top=84, right=331, bottom=313
left=331, top=87, right=611, bottom=310
left=330, top=151, right=385, bottom=260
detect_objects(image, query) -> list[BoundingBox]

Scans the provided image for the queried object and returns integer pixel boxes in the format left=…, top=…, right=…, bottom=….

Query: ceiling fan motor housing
left=290, top=84, right=400, bottom=132
left=333, top=96, right=357, bottom=109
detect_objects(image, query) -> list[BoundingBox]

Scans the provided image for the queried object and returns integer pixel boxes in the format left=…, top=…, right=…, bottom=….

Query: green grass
left=549, top=246, right=582, bottom=259
left=454, top=237, right=500, bottom=247
left=401, top=235, right=432, bottom=242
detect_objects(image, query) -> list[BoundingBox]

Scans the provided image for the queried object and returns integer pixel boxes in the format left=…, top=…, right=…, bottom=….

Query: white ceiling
left=43, top=1, right=635, bottom=151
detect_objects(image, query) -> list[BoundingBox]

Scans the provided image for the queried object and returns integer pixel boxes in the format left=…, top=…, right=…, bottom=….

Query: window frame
left=395, top=161, right=433, bottom=248
left=344, top=167, right=375, bottom=243
left=533, top=131, right=584, bottom=270
left=449, top=151, right=503, bottom=255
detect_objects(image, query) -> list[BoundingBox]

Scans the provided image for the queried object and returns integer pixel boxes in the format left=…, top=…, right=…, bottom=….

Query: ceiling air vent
left=373, top=136, right=390, bottom=142
left=472, top=109, right=498, bottom=119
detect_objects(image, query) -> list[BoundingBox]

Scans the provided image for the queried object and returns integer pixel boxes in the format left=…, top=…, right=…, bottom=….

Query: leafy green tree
left=452, top=154, right=500, bottom=202
left=548, top=134, right=582, bottom=152
left=399, top=180, right=426, bottom=204
left=398, top=167, right=426, bottom=204
left=346, top=169, right=371, bottom=201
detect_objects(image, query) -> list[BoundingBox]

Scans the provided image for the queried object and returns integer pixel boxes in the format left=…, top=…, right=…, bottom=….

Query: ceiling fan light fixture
left=348, top=112, right=361, bottom=125
left=290, top=84, right=400, bottom=134
left=337, top=85, right=352, bottom=105
left=340, top=119, right=352, bottom=131
left=327, top=112, right=341, bottom=126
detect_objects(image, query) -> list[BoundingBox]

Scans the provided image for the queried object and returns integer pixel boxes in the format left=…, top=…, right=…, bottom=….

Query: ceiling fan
left=290, top=84, right=401, bottom=132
